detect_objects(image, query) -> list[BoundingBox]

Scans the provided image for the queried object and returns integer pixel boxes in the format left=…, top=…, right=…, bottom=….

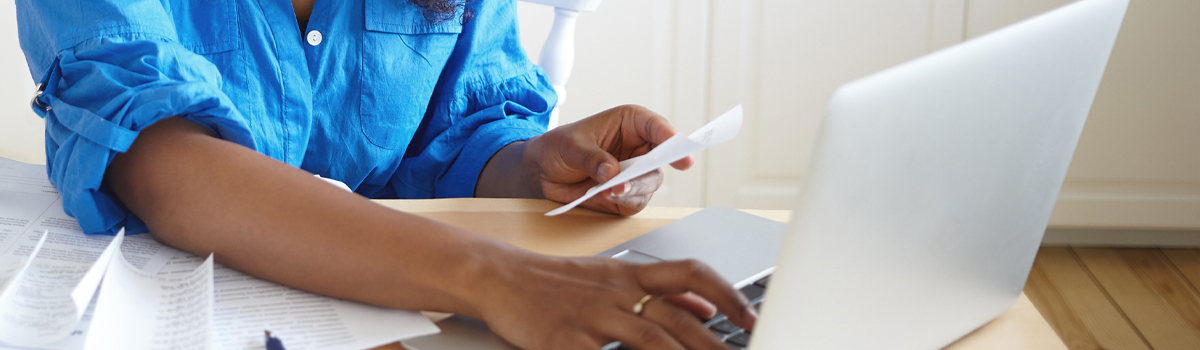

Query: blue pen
left=265, top=330, right=286, bottom=350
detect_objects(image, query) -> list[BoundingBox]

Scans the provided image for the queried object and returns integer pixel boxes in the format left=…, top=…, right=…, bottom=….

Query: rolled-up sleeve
left=393, top=69, right=555, bottom=198
left=18, top=0, right=256, bottom=235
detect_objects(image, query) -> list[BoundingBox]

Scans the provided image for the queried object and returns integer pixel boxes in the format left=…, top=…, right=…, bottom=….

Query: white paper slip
left=84, top=252, right=215, bottom=350
left=0, top=232, right=51, bottom=347
left=0, top=230, right=48, bottom=294
left=0, top=230, right=123, bottom=348
left=546, top=105, right=745, bottom=216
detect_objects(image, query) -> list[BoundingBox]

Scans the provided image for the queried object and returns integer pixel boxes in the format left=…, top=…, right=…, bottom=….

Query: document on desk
left=0, top=159, right=174, bottom=274
left=0, top=233, right=50, bottom=341
left=0, top=229, right=122, bottom=348
left=155, top=251, right=440, bottom=350
left=0, top=158, right=60, bottom=256
left=0, top=157, right=439, bottom=350
left=0, top=230, right=171, bottom=350
left=0, top=158, right=175, bottom=349
left=546, top=105, right=745, bottom=216
left=84, top=251, right=214, bottom=350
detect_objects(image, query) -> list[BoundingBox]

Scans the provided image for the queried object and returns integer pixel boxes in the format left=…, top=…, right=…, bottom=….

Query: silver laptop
left=405, top=0, right=1129, bottom=348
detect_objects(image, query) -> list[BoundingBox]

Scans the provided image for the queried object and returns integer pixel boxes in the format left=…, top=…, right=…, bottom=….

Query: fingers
left=551, top=137, right=620, bottom=184
left=620, top=105, right=678, bottom=147
left=606, top=169, right=663, bottom=212
left=597, top=296, right=724, bottom=350
left=640, top=298, right=727, bottom=350
left=636, top=260, right=758, bottom=330
left=613, top=106, right=694, bottom=172
left=607, top=192, right=652, bottom=215
left=612, top=169, right=663, bottom=197
left=669, top=155, right=695, bottom=171
left=536, top=105, right=700, bottom=216
left=663, top=292, right=718, bottom=320
left=585, top=104, right=673, bottom=182
left=595, top=309, right=686, bottom=350
left=572, top=147, right=620, bottom=184
left=533, top=130, right=620, bottom=185
left=552, top=332, right=602, bottom=350
left=613, top=106, right=692, bottom=172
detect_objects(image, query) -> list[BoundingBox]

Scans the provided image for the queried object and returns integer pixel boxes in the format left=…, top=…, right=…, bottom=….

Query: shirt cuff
left=434, top=118, right=546, bottom=198
left=40, top=41, right=256, bottom=235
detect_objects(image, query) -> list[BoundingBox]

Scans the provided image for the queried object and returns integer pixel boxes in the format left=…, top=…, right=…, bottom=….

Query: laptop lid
left=751, top=0, right=1128, bottom=349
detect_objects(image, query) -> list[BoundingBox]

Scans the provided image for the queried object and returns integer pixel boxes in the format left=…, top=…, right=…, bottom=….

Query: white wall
left=0, top=1, right=44, bottom=165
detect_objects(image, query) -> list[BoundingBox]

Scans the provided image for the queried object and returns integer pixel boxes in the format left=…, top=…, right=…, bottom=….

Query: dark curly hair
left=409, top=0, right=476, bottom=24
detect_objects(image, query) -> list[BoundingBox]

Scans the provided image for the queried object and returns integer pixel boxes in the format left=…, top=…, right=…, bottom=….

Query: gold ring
left=632, top=294, right=654, bottom=315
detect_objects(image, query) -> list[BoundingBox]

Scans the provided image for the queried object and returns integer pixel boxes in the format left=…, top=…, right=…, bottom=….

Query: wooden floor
left=1024, top=247, right=1200, bottom=350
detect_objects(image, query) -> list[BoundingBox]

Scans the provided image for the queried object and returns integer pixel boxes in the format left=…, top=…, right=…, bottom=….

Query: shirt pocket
left=360, top=0, right=462, bottom=149
left=163, top=0, right=243, bottom=103
left=165, top=0, right=241, bottom=55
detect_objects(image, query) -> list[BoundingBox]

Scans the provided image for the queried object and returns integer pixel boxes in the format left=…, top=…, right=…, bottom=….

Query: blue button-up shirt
left=17, top=0, right=555, bottom=235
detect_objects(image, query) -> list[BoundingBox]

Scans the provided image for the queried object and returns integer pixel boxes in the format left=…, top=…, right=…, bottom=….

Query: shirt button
left=306, top=30, right=323, bottom=46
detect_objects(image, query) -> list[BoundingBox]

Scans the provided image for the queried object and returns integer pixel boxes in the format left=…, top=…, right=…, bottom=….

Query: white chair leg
left=538, top=8, right=580, bottom=130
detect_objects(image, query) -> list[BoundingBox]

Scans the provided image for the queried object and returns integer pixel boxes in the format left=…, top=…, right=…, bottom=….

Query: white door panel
left=966, top=0, right=1200, bottom=228
left=697, top=0, right=1198, bottom=229
left=705, top=0, right=967, bottom=209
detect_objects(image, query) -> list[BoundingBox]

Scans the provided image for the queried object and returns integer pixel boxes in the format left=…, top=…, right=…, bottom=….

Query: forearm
left=104, top=115, right=753, bottom=350
left=105, top=117, right=517, bottom=316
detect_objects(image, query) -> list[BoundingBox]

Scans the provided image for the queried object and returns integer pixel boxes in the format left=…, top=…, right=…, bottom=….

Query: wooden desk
left=372, top=198, right=1066, bottom=350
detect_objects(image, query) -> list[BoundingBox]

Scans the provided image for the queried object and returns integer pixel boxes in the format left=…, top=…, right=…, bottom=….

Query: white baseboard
left=1042, top=228, right=1200, bottom=247
left=1048, top=180, right=1200, bottom=229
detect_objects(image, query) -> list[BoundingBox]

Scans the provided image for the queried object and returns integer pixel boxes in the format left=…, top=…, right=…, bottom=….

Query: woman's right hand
left=462, top=252, right=757, bottom=350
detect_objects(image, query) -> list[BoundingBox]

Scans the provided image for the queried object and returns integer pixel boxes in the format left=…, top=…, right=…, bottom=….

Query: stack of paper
left=0, top=158, right=439, bottom=350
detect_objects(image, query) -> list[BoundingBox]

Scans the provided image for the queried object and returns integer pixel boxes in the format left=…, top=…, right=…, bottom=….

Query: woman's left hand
left=523, top=105, right=693, bottom=215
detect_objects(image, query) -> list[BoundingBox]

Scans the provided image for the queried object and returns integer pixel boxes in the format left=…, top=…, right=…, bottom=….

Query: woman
left=17, top=0, right=756, bottom=348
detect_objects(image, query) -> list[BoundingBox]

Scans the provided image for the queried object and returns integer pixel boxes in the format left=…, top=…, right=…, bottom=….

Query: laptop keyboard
left=618, top=274, right=770, bottom=350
